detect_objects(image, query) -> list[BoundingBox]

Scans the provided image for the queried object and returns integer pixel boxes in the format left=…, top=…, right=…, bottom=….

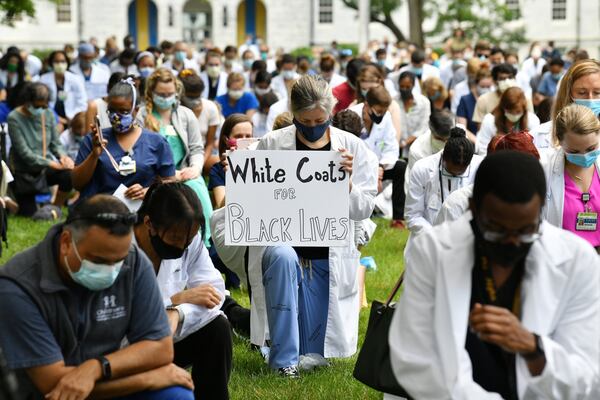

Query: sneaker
left=298, top=353, right=330, bottom=371
left=390, top=219, right=406, bottom=229
left=278, top=365, right=300, bottom=378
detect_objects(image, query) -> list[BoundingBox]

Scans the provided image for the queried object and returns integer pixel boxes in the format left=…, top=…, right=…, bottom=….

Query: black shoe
left=278, top=365, right=300, bottom=378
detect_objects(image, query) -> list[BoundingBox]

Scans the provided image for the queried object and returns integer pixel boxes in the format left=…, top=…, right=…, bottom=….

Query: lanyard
left=480, top=255, right=522, bottom=317
left=583, top=193, right=592, bottom=212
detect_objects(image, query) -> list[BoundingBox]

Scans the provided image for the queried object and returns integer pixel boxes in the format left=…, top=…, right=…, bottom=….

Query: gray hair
left=290, top=75, right=337, bottom=117
left=25, top=82, right=50, bottom=103
left=108, top=78, right=139, bottom=108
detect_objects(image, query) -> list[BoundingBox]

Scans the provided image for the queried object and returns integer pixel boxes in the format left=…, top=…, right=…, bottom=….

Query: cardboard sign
left=225, top=150, right=350, bottom=247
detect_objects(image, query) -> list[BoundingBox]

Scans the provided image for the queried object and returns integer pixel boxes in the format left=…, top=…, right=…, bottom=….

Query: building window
left=552, top=0, right=566, bottom=20
left=319, top=0, right=333, bottom=23
left=506, top=0, right=520, bottom=19
left=223, top=6, right=228, bottom=27
left=57, top=0, right=72, bottom=22
left=168, top=6, right=174, bottom=27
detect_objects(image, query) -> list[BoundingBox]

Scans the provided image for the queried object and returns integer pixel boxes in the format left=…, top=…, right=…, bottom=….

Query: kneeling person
left=0, top=195, right=193, bottom=399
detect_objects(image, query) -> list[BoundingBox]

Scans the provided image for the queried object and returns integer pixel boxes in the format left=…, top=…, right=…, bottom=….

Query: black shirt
left=465, top=234, right=524, bottom=400
left=293, top=136, right=331, bottom=260
left=55, top=82, right=66, bottom=119
left=208, top=77, right=219, bottom=100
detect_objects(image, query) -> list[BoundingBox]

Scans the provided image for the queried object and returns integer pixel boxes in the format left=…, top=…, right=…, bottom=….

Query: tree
left=424, top=0, right=527, bottom=48
left=408, top=0, right=424, bottom=47
left=0, top=0, right=35, bottom=25
left=340, top=0, right=407, bottom=44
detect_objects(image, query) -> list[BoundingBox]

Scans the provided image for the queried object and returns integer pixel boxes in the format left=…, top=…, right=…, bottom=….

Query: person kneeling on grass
left=0, top=194, right=194, bottom=399
left=133, top=182, right=232, bottom=400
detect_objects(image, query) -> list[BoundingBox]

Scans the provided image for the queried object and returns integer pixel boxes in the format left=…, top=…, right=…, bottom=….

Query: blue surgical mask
left=293, top=118, right=330, bottom=142
left=552, top=73, right=562, bottom=81
left=574, top=99, right=600, bottom=116
left=153, top=94, right=177, bottom=110
left=565, top=149, right=600, bottom=168
left=109, top=111, right=134, bottom=134
left=27, top=105, right=45, bottom=117
left=411, top=67, right=423, bottom=77
left=175, top=51, right=187, bottom=62
left=139, top=67, right=155, bottom=78
left=243, top=59, right=254, bottom=70
left=65, top=238, right=123, bottom=291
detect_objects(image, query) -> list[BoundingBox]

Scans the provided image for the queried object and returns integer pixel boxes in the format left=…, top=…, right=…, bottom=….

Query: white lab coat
left=404, top=129, right=437, bottom=194
left=109, top=59, right=139, bottom=77
left=476, top=112, right=540, bottom=156
left=386, top=215, right=600, bottom=399
left=542, top=147, right=600, bottom=229
left=530, top=120, right=555, bottom=157
left=434, top=184, right=473, bottom=225
left=265, top=98, right=289, bottom=131
left=405, top=152, right=482, bottom=234
left=271, top=72, right=300, bottom=101
left=210, top=125, right=378, bottom=358
left=451, top=79, right=470, bottom=114
left=134, top=234, right=225, bottom=342
left=163, top=58, right=200, bottom=76
left=349, top=103, right=399, bottom=168
left=328, top=73, right=347, bottom=89
left=200, top=71, right=228, bottom=99
left=69, top=63, right=110, bottom=100
left=396, top=63, right=441, bottom=96
left=39, top=71, right=88, bottom=119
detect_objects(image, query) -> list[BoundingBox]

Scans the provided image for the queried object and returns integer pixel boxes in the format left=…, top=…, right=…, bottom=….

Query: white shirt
left=434, top=184, right=473, bottom=225
left=265, top=98, right=289, bottom=131
left=271, top=72, right=299, bottom=101
left=94, top=98, right=111, bottom=130
left=398, top=95, right=431, bottom=158
left=252, top=111, right=269, bottom=138
left=200, top=71, right=228, bottom=100
left=59, top=130, right=83, bottom=161
left=327, top=73, right=347, bottom=89
left=162, top=58, right=200, bottom=75
left=69, top=63, right=110, bottom=100
left=530, top=120, right=554, bottom=156
left=451, top=79, right=470, bottom=114
left=109, top=60, right=139, bottom=77
left=349, top=103, right=399, bottom=168
left=521, top=57, right=547, bottom=84
left=405, top=152, right=482, bottom=234
left=476, top=112, right=541, bottom=156
left=39, top=71, right=88, bottom=119
left=197, top=98, right=220, bottom=145
left=397, top=63, right=441, bottom=96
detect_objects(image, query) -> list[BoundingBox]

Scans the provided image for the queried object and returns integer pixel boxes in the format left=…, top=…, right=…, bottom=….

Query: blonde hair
left=422, top=77, right=448, bottom=103
left=553, top=103, right=600, bottom=145
left=552, top=59, right=600, bottom=122
left=272, top=112, right=293, bottom=130
left=144, top=68, right=183, bottom=132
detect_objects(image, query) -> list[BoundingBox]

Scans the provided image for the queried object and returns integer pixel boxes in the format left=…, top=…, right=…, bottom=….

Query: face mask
left=109, top=111, right=134, bottom=134
left=27, top=105, right=45, bottom=117
left=181, top=96, right=202, bottom=109
left=153, top=94, right=177, bottom=110
left=53, top=62, right=68, bottom=74
left=282, top=70, right=296, bottom=80
left=552, top=73, right=562, bottom=81
left=431, top=136, right=446, bottom=153
left=400, top=88, right=413, bottom=101
left=411, top=66, right=423, bottom=77
left=150, top=233, right=186, bottom=260
left=243, top=59, right=254, bottom=70
left=361, top=88, right=369, bottom=97
left=228, top=90, right=244, bottom=100
left=429, top=91, right=441, bottom=101
left=139, top=67, right=155, bottom=79
left=293, top=118, right=330, bottom=142
left=65, top=238, right=123, bottom=290
left=377, top=60, right=386, bottom=67
left=261, top=52, right=268, bottom=61
left=369, top=110, right=384, bottom=124
left=79, top=59, right=92, bottom=70
left=255, top=87, right=270, bottom=96
left=6, top=63, right=17, bottom=73
left=471, top=219, right=533, bottom=267
left=175, top=51, right=187, bottom=62
left=206, top=65, right=221, bottom=78
left=224, top=59, right=234, bottom=69
left=504, top=111, right=523, bottom=123
left=497, top=78, right=517, bottom=93
left=341, top=61, right=348, bottom=70
left=477, top=85, right=492, bottom=96
left=565, top=149, right=600, bottom=168
left=574, top=99, right=600, bottom=116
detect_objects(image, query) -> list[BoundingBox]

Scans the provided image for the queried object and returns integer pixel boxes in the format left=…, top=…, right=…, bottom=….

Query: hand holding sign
left=338, top=148, right=354, bottom=192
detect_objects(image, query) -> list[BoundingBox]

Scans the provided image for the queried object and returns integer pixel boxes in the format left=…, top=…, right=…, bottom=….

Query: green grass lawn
left=1, top=216, right=409, bottom=400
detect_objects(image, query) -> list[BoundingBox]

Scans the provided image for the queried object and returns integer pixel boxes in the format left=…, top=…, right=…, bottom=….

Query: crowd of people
left=0, top=30, right=599, bottom=399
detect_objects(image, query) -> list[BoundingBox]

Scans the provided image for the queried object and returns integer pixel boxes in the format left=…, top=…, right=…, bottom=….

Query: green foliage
left=340, top=0, right=406, bottom=42
left=0, top=0, right=62, bottom=26
left=0, top=216, right=408, bottom=399
left=337, top=43, right=359, bottom=56
left=425, top=0, right=527, bottom=46
left=290, top=47, right=314, bottom=60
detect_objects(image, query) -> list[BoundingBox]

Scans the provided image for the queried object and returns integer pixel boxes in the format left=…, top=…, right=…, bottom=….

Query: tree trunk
left=408, top=0, right=424, bottom=47
left=381, top=13, right=406, bottom=43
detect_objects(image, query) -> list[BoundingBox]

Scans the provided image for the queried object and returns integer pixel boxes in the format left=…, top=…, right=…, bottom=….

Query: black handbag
left=12, top=112, right=49, bottom=196
left=353, top=271, right=412, bottom=398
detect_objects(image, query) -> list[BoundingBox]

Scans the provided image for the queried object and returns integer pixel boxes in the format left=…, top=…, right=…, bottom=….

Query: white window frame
left=319, top=0, right=333, bottom=24
left=57, top=0, right=72, bottom=23
left=552, top=0, right=567, bottom=20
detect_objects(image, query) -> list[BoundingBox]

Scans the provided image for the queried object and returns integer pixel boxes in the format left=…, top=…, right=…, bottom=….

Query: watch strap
left=521, top=333, right=544, bottom=361
left=96, top=356, right=111, bottom=380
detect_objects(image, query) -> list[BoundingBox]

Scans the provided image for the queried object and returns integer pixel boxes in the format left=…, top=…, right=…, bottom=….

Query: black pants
left=13, top=169, right=72, bottom=217
left=174, top=315, right=232, bottom=400
left=382, top=159, right=407, bottom=220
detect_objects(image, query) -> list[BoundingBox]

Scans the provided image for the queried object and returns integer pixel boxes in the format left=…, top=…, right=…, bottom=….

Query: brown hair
left=553, top=104, right=600, bottom=145
left=356, top=64, right=384, bottom=102
left=365, top=85, right=392, bottom=108
left=272, top=112, right=294, bottom=130
left=144, top=68, right=183, bottom=132
left=227, top=72, right=245, bottom=88
left=218, top=113, right=253, bottom=156
left=320, top=54, right=336, bottom=73
left=493, top=87, right=528, bottom=134
left=422, top=77, right=448, bottom=103
left=552, top=59, right=600, bottom=122
left=475, top=67, right=492, bottom=83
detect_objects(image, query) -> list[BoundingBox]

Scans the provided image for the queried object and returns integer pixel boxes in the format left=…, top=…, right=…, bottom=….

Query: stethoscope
left=438, top=157, right=470, bottom=203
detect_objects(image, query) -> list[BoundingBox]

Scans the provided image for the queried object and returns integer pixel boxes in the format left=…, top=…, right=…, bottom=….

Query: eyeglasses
left=478, top=218, right=542, bottom=244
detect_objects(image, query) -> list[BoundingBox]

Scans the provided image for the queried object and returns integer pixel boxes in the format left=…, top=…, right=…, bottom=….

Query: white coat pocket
left=335, top=248, right=361, bottom=299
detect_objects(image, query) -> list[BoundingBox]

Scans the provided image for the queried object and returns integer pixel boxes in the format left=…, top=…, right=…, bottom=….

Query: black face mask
left=400, top=89, right=413, bottom=101
left=150, top=233, right=186, bottom=260
left=369, top=111, right=384, bottom=125
left=470, top=219, right=533, bottom=268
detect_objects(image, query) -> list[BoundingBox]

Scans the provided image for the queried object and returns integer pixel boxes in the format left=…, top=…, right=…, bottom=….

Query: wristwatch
left=521, top=333, right=545, bottom=361
left=166, top=305, right=185, bottom=325
left=96, top=356, right=111, bottom=380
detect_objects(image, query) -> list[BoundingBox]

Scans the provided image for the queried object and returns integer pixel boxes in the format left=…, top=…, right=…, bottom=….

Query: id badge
left=118, top=156, right=136, bottom=176
left=57, top=90, right=67, bottom=102
left=576, top=212, right=598, bottom=231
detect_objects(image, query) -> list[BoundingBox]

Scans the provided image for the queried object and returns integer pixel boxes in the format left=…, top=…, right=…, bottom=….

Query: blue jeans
left=115, top=386, right=194, bottom=400
left=261, top=246, right=329, bottom=370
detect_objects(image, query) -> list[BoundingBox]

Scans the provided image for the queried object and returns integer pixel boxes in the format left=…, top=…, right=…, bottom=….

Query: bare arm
left=72, top=125, right=105, bottom=190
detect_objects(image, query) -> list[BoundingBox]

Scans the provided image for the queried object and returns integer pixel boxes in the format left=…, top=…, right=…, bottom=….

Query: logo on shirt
left=96, top=295, right=127, bottom=322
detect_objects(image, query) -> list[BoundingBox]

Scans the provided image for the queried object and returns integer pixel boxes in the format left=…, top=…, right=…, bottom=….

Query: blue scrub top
left=457, top=93, right=478, bottom=134
left=75, top=127, right=175, bottom=200
left=216, top=92, right=259, bottom=118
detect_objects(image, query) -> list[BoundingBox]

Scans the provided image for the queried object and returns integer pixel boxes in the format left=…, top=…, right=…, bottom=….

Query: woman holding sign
left=213, top=75, right=378, bottom=377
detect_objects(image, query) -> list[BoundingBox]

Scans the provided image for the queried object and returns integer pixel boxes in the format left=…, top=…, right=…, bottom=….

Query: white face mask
left=255, top=87, right=270, bottom=96
left=206, top=66, right=221, bottom=78
left=53, top=62, right=68, bottom=74
left=228, top=90, right=244, bottom=100
left=282, top=70, right=296, bottom=80
left=497, top=78, right=518, bottom=93
left=477, top=85, right=492, bottom=96
left=504, top=111, right=523, bottom=123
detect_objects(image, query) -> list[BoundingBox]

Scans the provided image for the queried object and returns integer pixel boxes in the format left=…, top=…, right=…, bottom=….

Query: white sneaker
left=298, top=353, right=329, bottom=371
